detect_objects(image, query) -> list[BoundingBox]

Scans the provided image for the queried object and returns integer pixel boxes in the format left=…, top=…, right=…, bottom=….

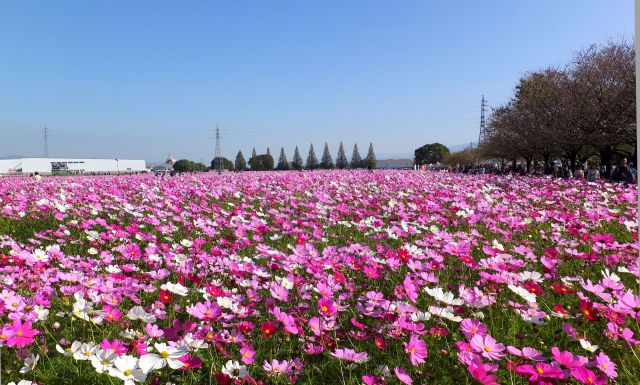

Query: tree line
left=478, top=40, right=635, bottom=172
left=174, top=142, right=377, bottom=172
left=236, top=142, right=376, bottom=171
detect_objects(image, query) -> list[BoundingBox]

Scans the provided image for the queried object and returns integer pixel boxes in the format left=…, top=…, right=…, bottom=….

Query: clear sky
left=0, top=1, right=634, bottom=163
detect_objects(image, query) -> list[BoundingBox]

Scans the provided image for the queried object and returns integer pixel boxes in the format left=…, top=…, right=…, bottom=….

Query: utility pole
left=43, top=126, right=49, bottom=157
left=215, top=125, right=222, bottom=174
left=478, top=95, right=486, bottom=147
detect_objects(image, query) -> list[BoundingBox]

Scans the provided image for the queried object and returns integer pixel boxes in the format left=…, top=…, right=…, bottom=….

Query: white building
left=0, top=158, right=147, bottom=175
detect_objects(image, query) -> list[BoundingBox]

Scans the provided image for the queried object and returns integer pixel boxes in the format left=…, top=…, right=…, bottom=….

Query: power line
left=215, top=125, right=222, bottom=174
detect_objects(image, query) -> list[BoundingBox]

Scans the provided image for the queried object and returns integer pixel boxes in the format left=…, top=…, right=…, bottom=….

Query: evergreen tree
left=336, top=142, right=348, bottom=169
left=365, top=142, right=377, bottom=169
left=351, top=143, right=362, bottom=168
left=266, top=147, right=271, bottom=157
left=250, top=148, right=258, bottom=170
left=235, top=151, right=246, bottom=171
left=320, top=142, right=334, bottom=169
left=291, top=146, right=303, bottom=170
left=306, top=144, right=319, bottom=170
left=277, top=147, right=290, bottom=170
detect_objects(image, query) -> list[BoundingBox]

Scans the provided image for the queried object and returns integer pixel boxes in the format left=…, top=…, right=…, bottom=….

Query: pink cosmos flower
left=550, top=347, right=587, bottom=369
left=470, top=334, right=505, bottom=360
left=571, top=367, right=608, bottom=385
left=404, top=334, right=428, bottom=365
left=100, top=338, right=128, bottom=354
left=187, top=300, right=222, bottom=321
left=394, top=366, right=413, bottom=385
left=594, top=352, right=617, bottom=378
left=362, top=374, right=384, bottom=385
left=263, top=359, right=290, bottom=374
left=468, top=362, right=499, bottom=385
left=6, top=320, right=37, bottom=348
left=403, top=275, right=418, bottom=303
left=146, top=323, right=164, bottom=338
left=177, top=354, right=202, bottom=370
left=330, top=348, right=369, bottom=363
left=506, top=346, right=546, bottom=361
left=461, top=319, right=487, bottom=340
left=239, top=344, right=255, bottom=365
left=515, top=362, right=565, bottom=382
left=317, top=297, right=337, bottom=317
left=308, top=317, right=322, bottom=336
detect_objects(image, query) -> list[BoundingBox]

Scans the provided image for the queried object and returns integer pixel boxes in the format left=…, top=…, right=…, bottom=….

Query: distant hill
left=0, top=155, right=25, bottom=160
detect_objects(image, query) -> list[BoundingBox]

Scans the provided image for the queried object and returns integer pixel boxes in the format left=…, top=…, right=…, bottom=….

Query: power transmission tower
left=43, top=126, right=50, bottom=157
left=215, top=125, right=222, bottom=174
left=478, top=95, right=486, bottom=146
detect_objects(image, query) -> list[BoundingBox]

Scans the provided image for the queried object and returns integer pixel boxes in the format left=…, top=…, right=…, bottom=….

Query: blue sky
left=0, top=1, right=634, bottom=163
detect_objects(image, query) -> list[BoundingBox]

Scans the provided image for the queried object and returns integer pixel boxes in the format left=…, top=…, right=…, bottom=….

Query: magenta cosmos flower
left=330, top=348, right=369, bottom=363
left=470, top=334, right=505, bottom=360
left=317, top=297, right=337, bottom=317
left=516, top=362, right=565, bottom=382
left=6, top=320, right=38, bottom=348
left=404, top=334, right=428, bottom=365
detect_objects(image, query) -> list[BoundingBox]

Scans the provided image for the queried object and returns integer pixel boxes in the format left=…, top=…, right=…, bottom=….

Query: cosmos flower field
left=0, top=170, right=638, bottom=385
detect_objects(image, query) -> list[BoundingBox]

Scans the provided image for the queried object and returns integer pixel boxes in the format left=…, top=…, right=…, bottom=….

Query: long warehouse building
left=0, top=158, right=147, bottom=175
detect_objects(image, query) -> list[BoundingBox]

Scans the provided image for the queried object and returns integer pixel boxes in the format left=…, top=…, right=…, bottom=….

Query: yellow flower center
left=602, top=363, right=608, bottom=370
left=16, top=331, right=23, bottom=337
left=484, top=346, right=491, bottom=352
left=101, top=359, right=108, bottom=365
left=0, top=334, right=6, bottom=339
left=204, top=310, right=211, bottom=316
left=160, top=351, right=169, bottom=358
left=124, top=369, right=132, bottom=376
left=536, top=367, right=544, bottom=374
left=322, top=306, right=328, bottom=312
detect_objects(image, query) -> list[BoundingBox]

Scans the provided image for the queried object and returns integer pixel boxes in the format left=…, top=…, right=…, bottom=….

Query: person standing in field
left=586, top=164, right=600, bottom=182
left=609, top=158, right=636, bottom=184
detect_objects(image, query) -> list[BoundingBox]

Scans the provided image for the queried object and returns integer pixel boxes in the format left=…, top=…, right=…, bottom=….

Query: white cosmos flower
left=73, top=342, right=98, bottom=361
left=32, top=249, right=48, bottom=263
left=127, top=306, right=157, bottom=323
left=519, top=271, right=543, bottom=283
left=579, top=339, right=598, bottom=353
left=180, top=239, right=193, bottom=248
left=139, top=343, right=187, bottom=373
left=221, top=360, right=247, bottom=379
left=8, top=381, right=36, bottom=385
left=33, top=305, right=49, bottom=321
left=90, top=349, right=117, bottom=373
left=19, top=354, right=39, bottom=374
left=410, top=311, right=432, bottom=322
left=508, top=285, right=537, bottom=303
left=56, top=341, right=82, bottom=356
left=428, top=305, right=463, bottom=322
left=161, top=282, right=189, bottom=296
left=424, top=287, right=464, bottom=306
left=601, top=269, right=620, bottom=282
left=108, top=355, right=147, bottom=385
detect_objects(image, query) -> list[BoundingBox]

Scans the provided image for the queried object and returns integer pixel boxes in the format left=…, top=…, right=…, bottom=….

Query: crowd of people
left=450, top=158, right=637, bottom=185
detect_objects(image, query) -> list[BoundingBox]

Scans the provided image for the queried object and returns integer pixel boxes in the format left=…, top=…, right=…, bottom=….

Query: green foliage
left=320, top=142, right=334, bottom=169
left=365, top=142, right=376, bottom=169
left=173, top=159, right=208, bottom=172
left=306, top=144, right=319, bottom=170
left=415, top=143, right=451, bottom=165
left=249, top=154, right=274, bottom=171
left=291, top=146, right=303, bottom=170
left=211, top=157, right=235, bottom=171
left=336, top=142, right=348, bottom=169
left=350, top=143, right=362, bottom=169
left=235, top=151, right=247, bottom=171
left=277, top=147, right=290, bottom=170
